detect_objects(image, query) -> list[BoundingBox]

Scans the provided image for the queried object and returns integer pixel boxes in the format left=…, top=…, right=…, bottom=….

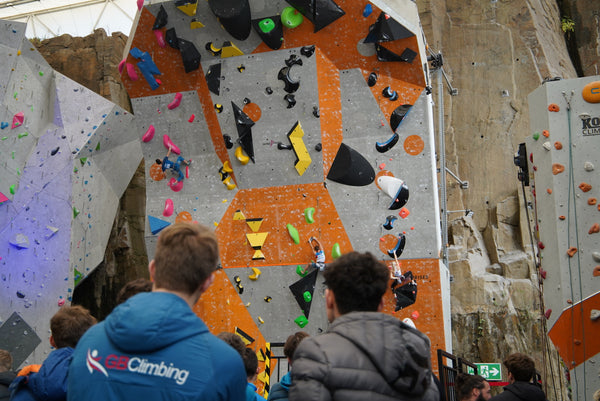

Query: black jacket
left=490, top=381, right=547, bottom=401
left=0, top=371, right=16, bottom=401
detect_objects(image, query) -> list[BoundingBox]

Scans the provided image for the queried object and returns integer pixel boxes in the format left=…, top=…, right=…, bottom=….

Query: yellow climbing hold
left=235, top=146, right=250, bottom=165
left=233, top=209, right=246, bottom=220
left=287, top=121, right=312, bottom=176
left=249, top=267, right=262, bottom=280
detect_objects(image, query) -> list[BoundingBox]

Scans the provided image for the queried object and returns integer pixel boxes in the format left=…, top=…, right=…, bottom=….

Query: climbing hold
left=382, top=86, right=397, bottom=100
left=142, top=125, right=155, bottom=142
left=281, top=6, right=303, bottom=28
left=539, top=268, right=547, bottom=279
left=552, top=163, right=564, bottom=175
left=398, top=207, right=410, bottom=219
left=538, top=241, right=545, bottom=250
left=137, top=0, right=143, bottom=10
left=410, top=311, right=419, bottom=320
left=554, top=141, right=562, bottom=150
left=582, top=81, right=600, bottom=103
left=168, top=93, right=182, bottom=109
left=233, top=210, right=246, bottom=220
left=377, top=175, right=409, bottom=209
left=206, top=42, right=222, bottom=56
left=188, top=114, right=195, bottom=122
left=542, top=142, right=552, bottom=151
left=118, top=59, right=126, bottom=74
left=594, top=266, right=600, bottom=277
left=546, top=188, right=552, bottom=194
left=544, top=309, right=552, bottom=319
left=11, top=112, right=24, bottom=129
left=237, top=65, right=245, bottom=73
left=542, top=130, right=550, bottom=137
left=304, top=207, right=315, bottom=224
left=153, top=4, right=168, bottom=29
left=222, top=175, right=236, bottom=190
left=284, top=94, right=296, bottom=108
left=249, top=267, right=262, bottom=280
left=58, top=298, right=66, bottom=307
left=579, top=182, right=592, bottom=192
left=328, top=143, right=376, bottom=186
left=73, top=207, right=80, bottom=218
left=383, top=215, right=397, bottom=230
left=221, top=41, right=244, bottom=58
left=246, top=218, right=263, bottom=232
left=16, top=290, right=25, bottom=299
left=331, top=243, right=341, bottom=259
left=264, top=296, right=272, bottom=303
left=588, top=198, right=597, bottom=205
left=9, top=233, right=29, bottom=249
left=190, top=19, right=204, bottom=29
left=265, top=87, right=273, bottom=95
left=287, top=224, right=300, bottom=244
left=163, top=134, right=181, bottom=154
left=367, top=72, right=378, bottom=87
left=584, top=162, right=594, bottom=171
left=296, top=265, right=307, bottom=277
left=252, top=16, right=284, bottom=50
left=0, top=122, right=8, bottom=129
left=559, top=215, right=566, bottom=220
left=153, top=29, right=166, bottom=48
left=223, top=134, right=234, bottom=149
left=168, top=178, right=184, bottom=192
left=285, top=54, right=303, bottom=67
left=237, top=283, right=244, bottom=294
left=126, top=63, right=139, bottom=81
left=204, top=64, right=222, bottom=95
left=390, top=104, right=412, bottom=131
left=163, top=199, right=174, bottom=217
left=294, top=315, right=308, bottom=328
left=176, top=0, right=197, bottom=16
left=548, top=104, right=559, bottom=112
left=278, top=66, right=300, bottom=93
left=379, top=163, right=386, bottom=170
left=234, top=275, right=241, bottom=284
left=567, top=247, right=578, bottom=257
left=593, top=252, right=600, bottom=262
left=235, top=146, right=250, bottom=165
left=532, top=132, right=540, bottom=140
left=303, top=291, right=312, bottom=302
left=50, top=147, right=60, bottom=156
left=376, top=132, right=399, bottom=153
left=315, top=143, right=322, bottom=152
left=363, top=4, right=373, bottom=17
left=589, top=223, right=599, bottom=235
left=148, top=215, right=171, bottom=235
left=301, top=45, right=315, bottom=57
left=387, top=233, right=406, bottom=258
left=312, top=106, right=320, bottom=118
left=257, top=316, right=264, bottom=324
left=246, top=232, right=268, bottom=249
left=208, top=0, right=251, bottom=41
left=287, top=121, right=312, bottom=175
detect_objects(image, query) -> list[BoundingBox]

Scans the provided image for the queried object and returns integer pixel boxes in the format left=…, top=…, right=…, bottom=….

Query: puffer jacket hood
left=327, top=312, right=434, bottom=397
left=105, top=292, right=207, bottom=353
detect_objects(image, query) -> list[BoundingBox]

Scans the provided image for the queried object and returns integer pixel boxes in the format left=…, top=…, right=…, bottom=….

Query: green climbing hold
left=9, top=184, right=15, bottom=195
left=74, top=268, right=83, bottom=286
left=533, top=132, right=540, bottom=140
left=39, top=71, right=44, bottom=76
left=331, top=242, right=341, bottom=259
left=73, top=166, right=78, bottom=173
left=80, top=157, right=87, bottom=166
left=281, top=6, right=303, bottom=29
left=18, top=132, right=28, bottom=138
left=303, top=291, right=312, bottom=303
left=296, top=265, right=307, bottom=277
left=95, top=142, right=101, bottom=151
left=294, top=315, right=308, bottom=328
left=304, top=207, right=315, bottom=224
left=73, top=207, right=80, bottom=218
left=259, top=18, right=275, bottom=33
left=287, top=223, right=300, bottom=244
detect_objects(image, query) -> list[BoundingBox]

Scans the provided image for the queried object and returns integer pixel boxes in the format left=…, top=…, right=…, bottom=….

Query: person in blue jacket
left=10, top=305, right=97, bottom=401
left=267, top=332, right=309, bottom=401
left=67, top=223, right=247, bottom=401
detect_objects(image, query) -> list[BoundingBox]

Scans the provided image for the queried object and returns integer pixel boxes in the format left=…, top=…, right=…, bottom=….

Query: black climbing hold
left=264, top=296, right=272, bottom=302
left=301, top=45, right=315, bottom=57
left=284, top=94, right=296, bottom=108
left=289, top=268, right=318, bottom=318
left=205, top=42, right=222, bottom=56
left=390, top=104, right=412, bottom=131
left=314, top=143, right=322, bottom=152
left=215, top=104, right=224, bottom=113
left=312, top=106, right=320, bottom=118
left=387, top=233, right=406, bottom=258
left=223, top=134, right=234, bottom=149
left=208, top=0, right=252, bottom=41
left=285, top=54, right=303, bottom=67
left=252, top=16, right=284, bottom=50
left=376, top=132, right=399, bottom=153
left=375, top=44, right=406, bottom=62
left=399, top=48, right=417, bottom=63
left=285, top=0, right=345, bottom=33
left=363, top=12, right=415, bottom=43
left=383, top=215, right=397, bottom=230
left=237, top=283, right=244, bottom=294
left=205, top=63, right=221, bottom=95
left=389, top=182, right=409, bottom=210
left=178, top=38, right=201, bottom=73
left=327, top=143, right=375, bottom=186
left=218, top=167, right=229, bottom=181
left=16, top=290, right=25, bottom=298
left=278, top=66, right=300, bottom=93
left=237, top=64, right=245, bottom=72
left=265, top=86, right=273, bottom=95
left=277, top=142, right=292, bottom=150
left=152, top=5, right=168, bottom=30
left=243, top=97, right=251, bottom=105
left=165, top=28, right=179, bottom=49
left=234, top=275, right=241, bottom=284
left=50, top=147, right=60, bottom=156
left=382, top=86, right=395, bottom=98
left=367, top=72, right=377, bottom=87
left=232, top=102, right=256, bottom=163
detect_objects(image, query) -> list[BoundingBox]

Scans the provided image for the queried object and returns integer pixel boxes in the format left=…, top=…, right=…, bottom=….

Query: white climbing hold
left=9, top=233, right=29, bottom=249
left=45, top=225, right=59, bottom=239
left=584, top=161, right=594, bottom=171
left=542, top=142, right=552, bottom=151
left=591, top=309, right=600, bottom=321
left=593, top=252, right=600, bottom=263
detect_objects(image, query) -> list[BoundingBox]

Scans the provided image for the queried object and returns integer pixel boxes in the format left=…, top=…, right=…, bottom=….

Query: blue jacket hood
left=280, top=372, right=291, bottom=390
left=105, top=292, right=208, bottom=353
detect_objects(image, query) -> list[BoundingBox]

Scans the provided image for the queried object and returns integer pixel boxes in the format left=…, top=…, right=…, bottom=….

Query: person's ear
left=148, top=260, right=156, bottom=282
left=49, top=335, right=56, bottom=348
left=377, top=297, right=385, bottom=312
left=325, top=288, right=335, bottom=309
left=200, top=272, right=215, bottom=293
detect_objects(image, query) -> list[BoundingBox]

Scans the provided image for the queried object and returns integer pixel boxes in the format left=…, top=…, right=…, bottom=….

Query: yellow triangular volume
left=177, top=0, right=197, bottom=16
left=246, top=218, right=263, bottom=232
left=233, top=209, right=246, bottom=220
left=234, top=327, right=254, bottom=345
left=190, top=19, right=204, bottom=29
left=287, top=121, right=312, bottom=176
left=246, top=232, right=268, bottom=249
left=221, top=41, right=244, bottom=58
left=252, top=251, right=265, bottom=260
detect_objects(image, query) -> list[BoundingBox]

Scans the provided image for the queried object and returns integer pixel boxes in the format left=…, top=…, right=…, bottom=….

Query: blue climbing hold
left=148, top=215, right=171, bottom=235
left=363, top=4, right=372, bottom=17
left=383, top=215, right=397, bottom=230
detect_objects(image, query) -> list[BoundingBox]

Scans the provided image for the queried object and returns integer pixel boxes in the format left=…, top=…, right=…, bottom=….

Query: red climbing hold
left=168, top=93, right=182, bottom=110
left=169, top=178, right=184, bottom=192
left=142, top=125, right=155, bottom=142
left=544, top=309, right=552, bottom=319
left=538, top=241, right=545, bottom=250
left=548, top=104, right=559, bottom=112
left=11, top=112, right=24, bottom=129
left=163, top=134, right=181, bottom=154
left=154, top=29, right=166, bottom=48
left=118, top=59, right=126, bottom=74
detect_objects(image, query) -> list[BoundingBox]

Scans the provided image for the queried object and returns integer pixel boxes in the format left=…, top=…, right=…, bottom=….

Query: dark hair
left=217, top=332, right=246, bottom=356
left=455, top=373, right=487, bottom=400
left=0, top=350, right=12, bottom=372
left=243, top=347, right=258, bottom=378
left=154, top=223, right=219, bottom=295
left=116, top=278, right=153, bottom=305
left=283, top=331, right=309, bottom=360
left=504, top=353, right=536, bottom=382
left=50, top=305, right=97, bottom=348
left=322, top=251, right=389, bottom=314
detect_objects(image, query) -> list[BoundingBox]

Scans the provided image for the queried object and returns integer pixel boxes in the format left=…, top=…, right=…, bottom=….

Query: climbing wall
left=124, top=0, right=448, bottom=382
left=0, top=20, right=143, bottom=365
left=526, top=76, right=600, bottom=401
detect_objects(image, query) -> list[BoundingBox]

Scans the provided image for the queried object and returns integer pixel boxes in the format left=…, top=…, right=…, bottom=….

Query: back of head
left=322, top=251, right=389, bottom=314
left=50, top=305, right=97, bottom=348
left=0, top=349, right=12, bottom=372
left=455, top=373, right=486, bottom=401
left=504, top=353, right=535, bottom=382
left=283, top=331, right=309, bottom=360
left=217, top=332, right=246, bottom=356
left=242, top=348, right=258, bottom=378
left=153, top=223, right=219, bottom=295
left=116, top=278, right=153, bottom=305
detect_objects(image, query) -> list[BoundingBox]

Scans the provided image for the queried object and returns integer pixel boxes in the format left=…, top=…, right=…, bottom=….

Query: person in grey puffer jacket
left=289, top=251, right=439, bottom=401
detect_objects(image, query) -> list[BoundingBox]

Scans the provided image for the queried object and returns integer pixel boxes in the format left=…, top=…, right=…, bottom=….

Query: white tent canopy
left=0, top=0, right=137, bottom=38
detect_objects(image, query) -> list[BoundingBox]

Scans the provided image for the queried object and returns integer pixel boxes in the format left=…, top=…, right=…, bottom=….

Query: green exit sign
left=473, top=363, right=502, bottom=381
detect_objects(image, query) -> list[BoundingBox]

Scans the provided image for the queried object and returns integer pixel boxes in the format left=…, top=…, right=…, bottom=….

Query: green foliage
left=561, top=17, right=575, bottom=34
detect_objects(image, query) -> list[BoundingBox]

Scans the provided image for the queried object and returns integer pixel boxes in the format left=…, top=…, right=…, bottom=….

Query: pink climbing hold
left=185, top=165, right=190, bottom=179
left=137, top=0, right=144, bottom=10
left=168, top=93, right=183, bottom=110
left=0, top=192, right=8, bottom=204
left=163, top=198, right=174, bottom=216
left=163, top=135, right=181, bottom=154
left=142, top=125, right=155, bottom=142
left=58, top=298, right=66, bottom=307
left=11, top=112, right=24, bottom=129
left=118, top=59, right=126, bottom=74
left=169, top=178, right=184, bottom=192
left=379, top=163, right=386, bottom=170
left=188, top=114, right=195, bottom=122
left=126, top=63, right=139, bottom=81
left=544, top=309, right=552, bottom=319
left=154, top=29, right=166, bottom=48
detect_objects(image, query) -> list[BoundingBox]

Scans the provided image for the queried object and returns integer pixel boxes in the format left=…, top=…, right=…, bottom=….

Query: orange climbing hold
left=546, top=188, right=553, bottom=194
left=552, top=164, right=564, bottom=175
left=567, top=247, right=578, bottom=257
left=594, top=266, right=600, bottom=277
left=554, top=141, right=562, bottom=150
left=149, top=163, right=165, bottom=181
left=579, top=182, right=592, bottom=192
left=559, top=215, right=566, bottom=220
left=589, top=223, right=600, bottom=235
left=175, top=211, right=193, bottom=223
left=589, top=198, right=597, bottom=205
left=542, top=130, right=550, bottom=137
left=548, top=104, right=560, bottom=112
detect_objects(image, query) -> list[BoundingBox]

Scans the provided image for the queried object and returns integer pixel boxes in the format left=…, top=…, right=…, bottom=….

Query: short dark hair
left=322, top=251, right=389, bottom=314
left=50, top=305, right=96, bottom=348
left=504, top=353, right=536, bottom=382
left=242, top=347, right=258, bottom=378
left=116, top=278, right=153, bottom=305
left=154, top=223, right=219, bottom=295
left=283, top=331, right=309, bottom=360
left=455, top=373, right=487, bottom=400
left=217, top=332, right=246, bottom=356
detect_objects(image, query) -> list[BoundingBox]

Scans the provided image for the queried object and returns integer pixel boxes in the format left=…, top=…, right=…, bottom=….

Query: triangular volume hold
left=246, top=218, right=263, bottom=232
left=175, top=0, right=197, bottom=16
left=327, top=143, right=375, bottom=186
left=208, top=0, right=251, bottom=41
left=148, top=215, right=171, bottom=235
left=252, top=16, right=284, bottom=50
left=289, top=268, right=318, bottom=318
